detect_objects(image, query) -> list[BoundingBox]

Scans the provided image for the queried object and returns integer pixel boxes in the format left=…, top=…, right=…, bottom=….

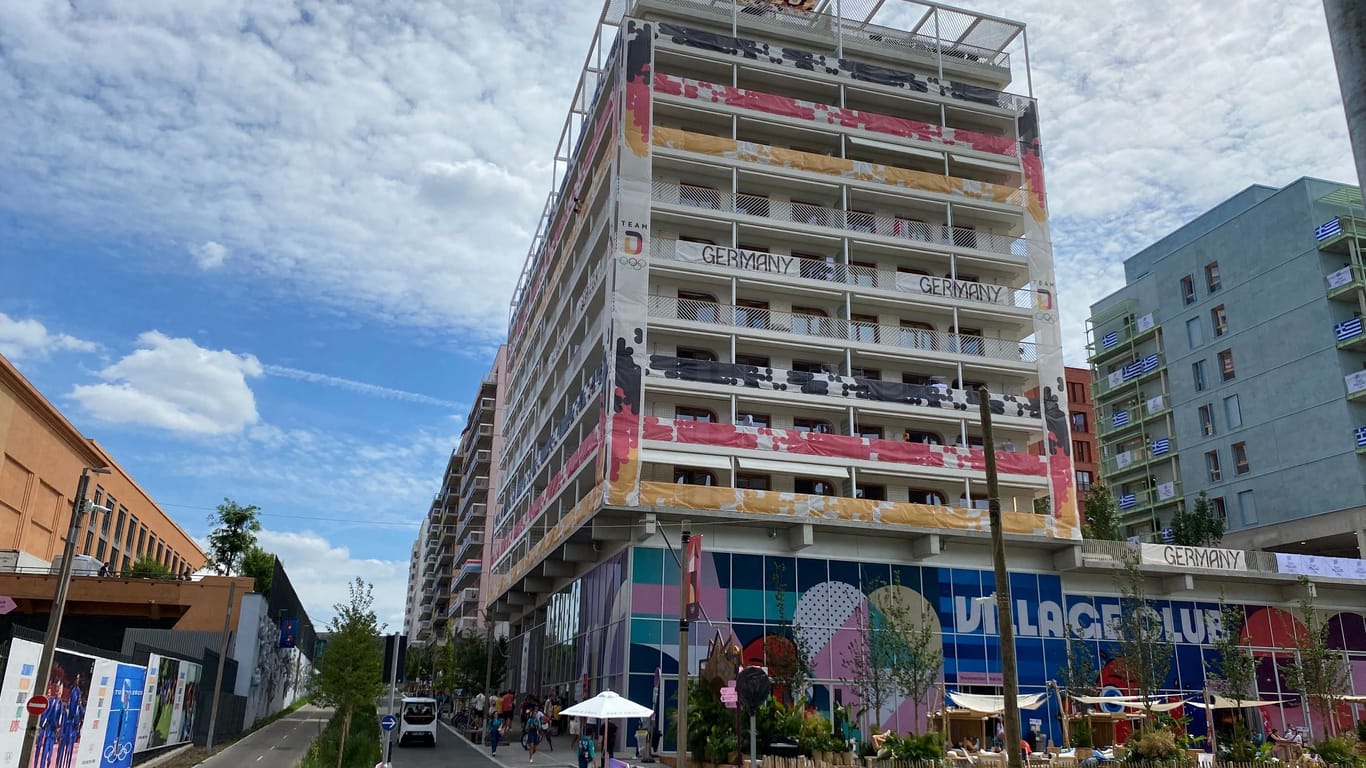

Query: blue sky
left=0, top=0, right=1356, bottom=627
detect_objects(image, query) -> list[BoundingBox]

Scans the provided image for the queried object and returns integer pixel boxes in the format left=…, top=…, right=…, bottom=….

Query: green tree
left=127, top=555, right=173, bottom=579
left=1170, top=492, right=1225, bottom=547
left=1083, top=485, right=1122, bottom=541
left=1053, top=629, right=1098, bottom=746
left=1208, top=597, right=1258, bottom=759
left=768, top=563, right=813, bottom=706
left=241, top=546, right=275, bottom=594
left=842, top=581, right=902, bottom=735
left=311, top=578, right=384, bottom=768
left=206, top=498, right=262, bottom=575
left=1285, top=576, right=1351, bottom=739
left=1108, top=548, right=1172, bottom=723
left=876, top=585, right=943, bottom=734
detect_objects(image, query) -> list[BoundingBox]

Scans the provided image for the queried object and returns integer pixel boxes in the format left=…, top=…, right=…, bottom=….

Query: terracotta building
left=1064, top=365, right=1099, bottom=495
left=0, top=353, right=205, bottom=574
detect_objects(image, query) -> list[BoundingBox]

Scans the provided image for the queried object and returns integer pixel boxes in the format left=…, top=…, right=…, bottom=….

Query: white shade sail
left=736, top=457, right=850, bottom=478
left=559, top=691, right=655, bottom=719
left=640, top=448, right=732, bottom=471
left=1189, top=694, right=1291, bottom=710
left=1070, top=695, right=1146, bottom=704
left=948, top=691, right=1048, bottom=714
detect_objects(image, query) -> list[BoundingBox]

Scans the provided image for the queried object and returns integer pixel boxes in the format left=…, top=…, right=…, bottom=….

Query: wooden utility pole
left=980, top=386, right=1022, bottom=768
left=677, top=525, right=691, bottom=768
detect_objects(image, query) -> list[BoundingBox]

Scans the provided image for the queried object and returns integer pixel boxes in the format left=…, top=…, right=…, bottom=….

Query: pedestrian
left=489, top=712, right=507, bottom=756
left=501, top=689, right=515, bottom=722
left=577, top=726, right=598, bottom=768
left=536, top=707, right=553, bottom=751
left=602, top=720, right=618, bottom=768
left=525, top=709, right=543, bottom=763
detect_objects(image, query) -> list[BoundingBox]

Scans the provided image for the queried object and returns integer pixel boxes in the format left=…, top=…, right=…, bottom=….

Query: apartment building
left=1064, top=366, right=1098, bottom=494
left=0, top=353, right=204, bottom=574
left=1088, top=178, right=1366, bottom=552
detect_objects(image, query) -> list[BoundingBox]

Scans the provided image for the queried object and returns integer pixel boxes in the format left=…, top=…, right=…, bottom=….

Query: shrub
left=1127, top=727, right=1181, bottom=762
left=299, top=706, right=381, bottom=768
left=1313, top=737, right=1359, bottom=766
left=879, top=732, right=943, bottom=761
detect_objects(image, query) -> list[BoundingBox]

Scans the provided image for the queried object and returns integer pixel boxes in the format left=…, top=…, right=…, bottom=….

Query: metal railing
left=658, top=181, right=1037, bottom=260
left=652, top=236, right=1037, bottom=309
left=650, top=294, right=1037, bottom=363
left=1101, top=438, right=1177, bottom=476
left=1326, top=263, right=1366, bottom=297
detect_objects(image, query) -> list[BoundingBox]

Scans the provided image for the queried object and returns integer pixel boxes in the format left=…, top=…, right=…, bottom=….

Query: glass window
left=792, top=418, right=832, bottom=434
left=1071, top=411, right=1088, bottom=433
left=1071, top=440, right=1092, bottom=463
left=679, top=182, right=719, bottom=209
left=796, top=253, right=836, bottom=281
left=1067, top=381, right=1085, bottom=404
left=898, top=320, right=937, bottom=351
left=856, top=424, right=884, bottom=440
left=1232, top=442, right=1249, bottom=475
left=736, top=411, right=769, bottom=428
left=1211, top=496, right=1228, bottom=523
left=851, top=366, right=881, bottom=380
left=735, top=354, right=769, bottom=368
left=1181, top=275, right=1196, bottom=305
left=904, top=430, right=942, bottom=445
left=677, top=291, right=720, bottom=323
left=794, top=477, right=835, bottom=495
left=1075, top=470, right=1093, bottom=492
left=674, top=406, right=716, bottom=423
left=735, top=474, right=769, bottom=491
left=908, top=489, right=946, bottom=505
left=1205, top=450, right=1222, bottom=482
left=1218, top=348, right=1235, bottom=381
left=1205, top=262, right=1222, bottom=292
left=1224, top=394, right=1242, bottom=428
left=736, top=299, right=770, bottom=329
left=856, top=484, right=886, bottom=501
left=850, top=313, right=879, bottom=344
left=673, top=468, right=715, bottom=486
left=1199, top=404, right=1216, bottom=436
left=1237, top=489, right=1256, bottom=525
left=847, top=209, right=875, bottom=233
left=791, top=306, right=828, bottom=336
left=849, top=260, right=877, bottom=287
left=1211, top=305, right=1228, bottom=337
left=1186, top=317, right=1203, bottom=348
left=791, top=360, right=827, bottom=374
left=677, top=347, right=716, bottom=361
left=1192, top=360, right=1207, bottom=391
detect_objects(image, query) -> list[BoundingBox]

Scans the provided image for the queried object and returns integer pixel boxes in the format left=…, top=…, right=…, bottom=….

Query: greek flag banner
left=1119, top=493, right=1137, bottom=509
left=1316, top=217, right=1342, bottom=242
left=1142, top=353, right=1159, bottom=372
left=1151, top=438, right=1170, bottom=455
left=1112, top=410, right=1129, bottom=428
left=1102, top=331, right=1119, bottom=349
left=1337, top=317, right=1363, bottom=342
left=1122, top=361, right=1144, bottom=380
left=1161, top=527, right=1175, bottom=544
left=1356, top=427, right=1366, bottom=448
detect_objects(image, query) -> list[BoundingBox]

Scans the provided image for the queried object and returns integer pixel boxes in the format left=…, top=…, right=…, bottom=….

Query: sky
left=0, top=0, right=1356, bottom=629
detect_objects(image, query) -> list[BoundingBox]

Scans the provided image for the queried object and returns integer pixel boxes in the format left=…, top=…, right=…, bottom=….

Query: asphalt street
left=198, top=704, right=332, bottom=768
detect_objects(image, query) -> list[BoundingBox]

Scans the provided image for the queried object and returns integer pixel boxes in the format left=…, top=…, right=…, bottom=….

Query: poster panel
left=91, top=662, right=145, bottom=768
left=26, top=644, right=96, bottom=768
left=0, top=637, right=43, bottom=766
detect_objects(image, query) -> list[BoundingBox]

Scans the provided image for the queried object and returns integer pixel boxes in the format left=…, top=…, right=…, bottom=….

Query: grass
left=298, top=706, right=383, bottom=768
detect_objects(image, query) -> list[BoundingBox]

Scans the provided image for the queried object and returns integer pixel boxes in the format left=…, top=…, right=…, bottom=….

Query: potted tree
left=1070, top=719, right=1094, bottom=760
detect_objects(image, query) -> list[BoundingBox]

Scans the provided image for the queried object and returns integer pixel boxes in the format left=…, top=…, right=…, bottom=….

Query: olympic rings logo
left=105, top=740, right=132, bottom=762
left=617, top=256, right=645, bottom=270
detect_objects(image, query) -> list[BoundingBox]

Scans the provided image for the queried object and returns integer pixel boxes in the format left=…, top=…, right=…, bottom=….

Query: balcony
left=652, top=237, right=1037, bottom=311
left=654, top=181, right=1038, bottom=262
left=1087, top=311, right=1160, bottom=363
left=460, top=587, right=480, bottom=604
left=1349, top=371, right=1366, bottom=403
left=1097, top=397, right=1170, bottom=438
left=1116, top=483, right=1182, bottom=517
left=1335, top=317, right=1366, bottom=351
left=1093, top=353, right=1165, bottom=400
left=1326, top=264, right=1366, bottom=301
left=1101, top=437, right=1177, bottom=478
left=1316, top=215, right=1366, bottom=254
left=649, top=294, right=1037, bottom=365
left=454, top=616, right=478, bottom=633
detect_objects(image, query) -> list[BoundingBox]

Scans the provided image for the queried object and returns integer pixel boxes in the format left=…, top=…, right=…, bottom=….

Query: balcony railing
left=1093, top=354, right=1165, bottom=399
left=1316, top=215, right=1366, bottom=252
left=649, top=294, right=1037, bottom=364
left=1336, top=317, right=1366, bottom=349
left=1115, top=483, right=1181, bottom=514
left=1088, top=311, right=1160, bottom=361
left=652, top=237, right=1038, bottom=310
left=1326, top=264, right=1366, bottom=300
left=655, top=181, right=1039, bottom=260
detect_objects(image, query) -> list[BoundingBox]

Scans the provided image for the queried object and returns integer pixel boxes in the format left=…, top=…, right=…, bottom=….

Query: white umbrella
left=560, top=690, right=655, bottom=719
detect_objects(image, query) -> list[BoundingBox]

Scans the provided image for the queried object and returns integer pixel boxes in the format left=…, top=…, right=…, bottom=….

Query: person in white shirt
left=473, top=691, right=487, bottom=729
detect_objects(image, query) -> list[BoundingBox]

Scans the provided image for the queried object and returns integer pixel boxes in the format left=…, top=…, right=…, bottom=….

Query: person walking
left=577, top=726, right=598, bottom=768
left=489, top=712, right=508, bottom=757
left=525, top=709, right=543, bottom=763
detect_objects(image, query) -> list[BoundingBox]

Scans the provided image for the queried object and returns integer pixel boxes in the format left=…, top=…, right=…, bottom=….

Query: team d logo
left=1035, top=288, right=1053, bottom=311
left=623, top=230, right=643, bottom=255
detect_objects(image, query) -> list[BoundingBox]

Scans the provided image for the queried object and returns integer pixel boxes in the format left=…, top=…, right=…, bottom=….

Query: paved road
left=199, top=705, right=332, bottom=768
left=373, top=718, right=583, bottom=768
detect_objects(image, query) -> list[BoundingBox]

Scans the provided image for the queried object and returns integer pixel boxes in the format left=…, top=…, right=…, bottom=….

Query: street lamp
left=18, top=465, right=110, bottom=768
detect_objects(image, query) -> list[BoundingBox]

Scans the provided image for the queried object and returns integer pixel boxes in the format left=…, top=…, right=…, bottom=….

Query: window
left=1237, top=489, right=1256, bottom=525
left=737, top=191, right=770, bottom=217
left=847, top=209, right=875, bottom=233
left=792, top=200, right=830, bottom=227
left=1211, top=305, right=1228, bottom=337
left=673, top=468, right=715, bottom=486
left=124, top=511, right=135, bottom=550
left=902, top=373, right=934, bottom=387
left=850, top=260, right=877, bottom=287
left=677, top=290, right=720, bottom=323
left=791, top=360, right=828, bottom=374
left=796, top=253, right=836, bottom=281
left=1181, top=275, right=1196, bottom=305
left=1192, top=360, right=1207, bottom=392
left=904, top=430, right=942, bottom=445
left=1211, top=496, right=1228, bottom=524
left=955, top=327, right=985, bottom=356
left=675, top=406, right=716, bottom=423
left=679, top=182, right=719, bottom=209
left=137, top=526, right=147, bottom=556
left=894, top=217, right=932, bottom=241
left=856, top=424, right=884, bottom=440
left=1072, top=440, right=1092, bottom=463
left=851, top=366, right=881, bottom=380
left=736, top=411, right=770, bottom=428
left=1205, top=261, right=1222, bottom=292
left=1205, top=450, right=1222, bottom=482
left=84, top=531, right=94, bottom=555
left=1067, top=381, right=1085, bottom=404
left=1075, top=470, right=1093, bottom=492
left=908, top=489, right=946, bottom=505
left=795, top=477, right=835, bottom=495
left=1218, top=348, right=1235, bottom=381
left=95, top=540, right=106, bottom=559
left=677, top=347, right=716, bottom=361
left=793, top=417, right=833, bottom=434
left=735, top=353, right=770, bottom=368
left=792, top=306, right=829, bottom=335
left=856, top=484, right=886, bottom=501
left=679, top=235, right=715, bottom=246
left=1070, top=411, right=1088, bottom=433
left=1224, top=395, right=1242, bottom=428
left=1232, top=442, right=1249, bottom=475
left=736, top=474, right=770, bottom=491
left=898, top=320, right=937, bottom=351
left=851, top=313, right=879, bottom=343
left=736, top=299, right=770, bottom=329
left=1186, top=317, right=1203, bottom=348
left=951, top=226, right=979, bottom=249
left=1199, top=404, right=1216, bottom=436
left=101, top=497, right=114, bottom=536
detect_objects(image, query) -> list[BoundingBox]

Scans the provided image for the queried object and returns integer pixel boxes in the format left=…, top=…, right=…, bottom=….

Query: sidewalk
left=443, top=721, right=653, bottom=768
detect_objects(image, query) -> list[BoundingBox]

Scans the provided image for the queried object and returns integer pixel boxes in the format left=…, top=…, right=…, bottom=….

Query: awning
left=639, top=448, right=732, bottom=471
left=1112, top=699, right=1188, bottom=712
left=1071, top=695, right=1146, bottom=704
left=951, top=153, right=1021, bottom=174
left=1189, top=694, right=1291, bottom=710
left=947, top=691, right=1048, bottom=714
left=736, top=457, right=849, bottom=479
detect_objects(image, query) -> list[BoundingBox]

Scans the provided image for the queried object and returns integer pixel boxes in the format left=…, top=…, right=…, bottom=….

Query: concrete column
left=1356, top=527, right=1366, bottom=558
left=1324, top=0, right=1366, bottom=190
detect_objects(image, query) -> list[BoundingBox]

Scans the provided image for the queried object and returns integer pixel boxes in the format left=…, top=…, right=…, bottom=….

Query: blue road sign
left=380, top=714, right=398, bottom=732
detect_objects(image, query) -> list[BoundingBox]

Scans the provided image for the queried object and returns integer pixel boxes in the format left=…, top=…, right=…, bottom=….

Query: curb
left=135, top=744, right=194, bottom=768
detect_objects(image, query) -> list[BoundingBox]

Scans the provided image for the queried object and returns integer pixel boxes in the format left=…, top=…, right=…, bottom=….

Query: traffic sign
left=26, top=695, right=49, bottom=716
left=380, top=714, right=398, bottom=732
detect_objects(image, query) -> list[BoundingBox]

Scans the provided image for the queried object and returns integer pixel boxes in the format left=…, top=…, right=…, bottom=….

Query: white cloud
left=0, top=311, right=97, bottom=360
left=71, top=331, right=263, bottom=435
left=191, top=240, right=228, bottom=270
left=257, top=528, right=410, bottom=629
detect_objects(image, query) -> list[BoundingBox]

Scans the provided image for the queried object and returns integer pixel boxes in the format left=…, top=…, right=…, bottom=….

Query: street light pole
left=979, top=388, right=1022, bottom=768
left=18, top=465, right=109, bottom=768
